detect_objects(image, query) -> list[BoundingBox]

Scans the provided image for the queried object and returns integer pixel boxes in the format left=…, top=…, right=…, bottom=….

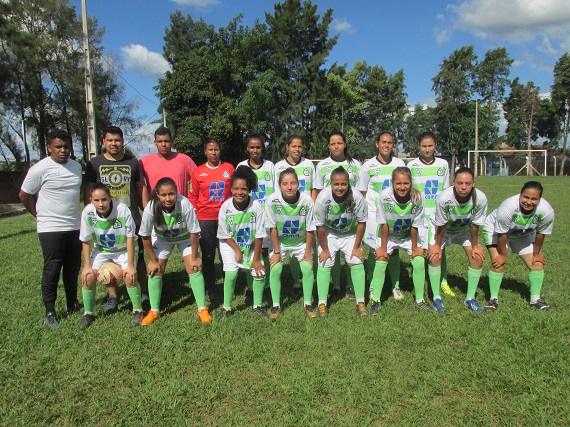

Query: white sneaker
left=392, top=288, right=404, bottom=301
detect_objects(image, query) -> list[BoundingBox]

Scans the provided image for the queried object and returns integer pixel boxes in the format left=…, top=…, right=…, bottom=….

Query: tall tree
left=551, top=52, right=570, bottom=155
left=402, top=104, right=437, bottom=155
left=503, top=78, right=540, bottom=149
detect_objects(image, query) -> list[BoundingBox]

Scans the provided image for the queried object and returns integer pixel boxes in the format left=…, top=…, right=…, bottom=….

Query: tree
left=551, top=53, right=570, bottom=154
left=402, top=104, right=437, bottom=155
left=503, top=78, right=540, bottom=149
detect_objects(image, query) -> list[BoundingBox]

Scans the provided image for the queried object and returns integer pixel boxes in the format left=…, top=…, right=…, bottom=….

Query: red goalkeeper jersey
left=189, top=162, right=235, bottom=220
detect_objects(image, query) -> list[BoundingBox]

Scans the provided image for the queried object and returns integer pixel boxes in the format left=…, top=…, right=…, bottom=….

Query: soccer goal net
left=467, top=150, right=547, bottom=176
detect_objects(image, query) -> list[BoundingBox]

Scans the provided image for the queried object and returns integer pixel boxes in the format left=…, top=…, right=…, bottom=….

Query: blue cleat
left=464, top=298, right=484, bottom=313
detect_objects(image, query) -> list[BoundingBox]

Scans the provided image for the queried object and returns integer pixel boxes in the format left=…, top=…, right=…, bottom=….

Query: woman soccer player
left=139, top=178, right=210, bottom=325
left=370, top=167, right=435, bottom=314
left=266, top=167, right=316, bottom=318
left=78, top=183, right=142, bottom=329
left=315, top=166, right=367, bottom=317
left=427, top=167, right=488, bottom=312
left=217, top=166, right=268, bottom=318
left=483, top=181, right=555, bottom=311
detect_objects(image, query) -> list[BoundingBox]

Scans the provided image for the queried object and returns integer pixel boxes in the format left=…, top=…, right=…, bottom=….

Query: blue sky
left=72, top=0, right=570, bottom=149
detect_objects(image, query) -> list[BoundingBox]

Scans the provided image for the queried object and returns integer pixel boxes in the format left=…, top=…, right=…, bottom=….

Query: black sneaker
left=485, top=298, right=499, bottom=312
left=78, top=313, right=96, bottom=329
left=345, top=287, right=355, bottom=300
left=43, top=312, right=58, bottom=330
left=252, top=306, right=268, bottom=318
left=269, top=306, right=281, bottom=319
left=64, top=301, right=84, bottom=316
left=369, top=301, right=382, bottom=316
left=304, top=304, right=317, bottom=318
left=216, top=308, right=233, bottom=320
left=530, top=298, right=554, bottom=311
left=415, top=300, right=437, bottom=313
left=130, top=311, right=144, bottom=327
left=103, top=296, right=118, bottom=314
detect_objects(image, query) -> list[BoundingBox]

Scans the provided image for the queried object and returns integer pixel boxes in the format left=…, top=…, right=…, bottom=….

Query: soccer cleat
left=464, top=298, right=484, bottom=313
left=216, top=308, right=233, bottom=320
left=64, top=301, right=84, bottom=316
left=415, top=300, right=437, bottom=312
left=130, top=311, right=144, bottom=327
left=369, top=301, right=382, bottom=316
left=345, top=287, right=355, bottom=300
left=103, top=296, right=118, bottom=314
left=292, top=284, right=302, bottom=298
left=141, top=310, right=160, bottom=325
left=356, top=302, right=368, bottom=317
left=78, top=313, right=96, bottom=329
left=392, top=287, right=404, bottom=301
left=441, top=283, right=456, bottom=297
left=197, top=307, right=212, bottom=323
left=269, top=306, right=281, bottom=319
left=433, top=298, right=446, bottom=312
left=484, top=298, right=499, bottom=312
left=530, top=298, right=554, bottom=311
left=43, top=312, right=58, bottom=330
left=303, top=304, right=317, bottom=318
left=317, top=303, right=328, bottom=318
left=252, top=306, right=268, bottom=318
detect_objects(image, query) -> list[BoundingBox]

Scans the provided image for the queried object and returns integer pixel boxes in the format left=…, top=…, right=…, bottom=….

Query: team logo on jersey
left=163, top=229, right=180, bottom=239
left=113, top=219, right=122, bottom=229
left=223, top=170, right=230, bottom=178
left=299, top=206, right=307, bottom=216
left=382, top=179, right=391, bottom=190
left=298, top=179, right=306, bottom=192
left=425, top=180, right=439, bottom=196
left=533, top=216, right=539, bottom=224
left=176, top=214, right=184, bottom=224
left=411, top=206, right=419, bottom=215
left=393, top=218, right=412, bottom=233
left=303, top=168, right=309, bottom=176
left=325, top=166, right=332, bottom=173
left=283, top=220, right=300, bottom=236
left=99, top=234, right=116, bottom=248
left=415, top=168, right=422, bottom=177
left=209, top=182, right=225, bottom=201
left=276, top=204, right=283, bottom=213
left=437, top=168, right=444, bottom=176
left=253, top=184, right=266, bottom=200
left=388, top=204, right=394, bottom=213
left=331, top=217, right=348, bottom=230
left=250, top=213, right=257, bottom=223
left=228, top=215, right=234, bottom=225
left=347, top=165, right=353, bottom=174
left=265, top=172, right=271, bottom=181
left=236, top=227, right=251, bottom=247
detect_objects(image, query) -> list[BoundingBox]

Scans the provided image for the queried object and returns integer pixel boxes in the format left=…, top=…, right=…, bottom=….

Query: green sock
left=388, top=253, right=400, bottom=288
left=189, top=271, right=206, bottom=310
left=148, top=275, right=163, bottom=312
left=269, top=262, right=283, bottom=306
left=332, top=253, right=341, bottom=289
left=529, top=270, right=545, bottom=299
left=372, top=260, right=388, bottom=301
left=263, top=254, right=271, bottom=288
left=411, top=256, right=426, bottom=301
left=289, top=255, right=301, bottom=285
left=253, top=277, right=265, bottom=307
left=441, top=252, right=448, bottom=284
left=82, top=288, right=96, bottom=313
left=126, top=283, right=142, bottom=311
left=223, top=271, right=238, bottom=309
left=429, top=265, right=441, bottom=299
left=488, top=270, right=504, bottom=299
left=466, top=267, right=482, bottom=300
left=365, top=250, right=376, bottom=284
left=350, top=264, right=365, bottom=302
left=317, top=266, right=331, bottom=304
left=300, top=261, right=314, bottom=304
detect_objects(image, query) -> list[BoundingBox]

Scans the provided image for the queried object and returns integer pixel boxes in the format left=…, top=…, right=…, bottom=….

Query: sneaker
left=345, top=287, right=355, bottom=300
left=269, top=306, right=281, bottom=319
left=484, top=298, right=499, bottom=312
left=433, top=298, right=446, bottom=312
left=64, top=301, right=84, bottom=316
left=464, top=298, right=484, bottom=313
left=141, top=293, right=150, bottom=310
left=78, top=313, right=96, bottom=329
left=356, top=302, right=368, bottom=317
left=392, top=287, right=404, bottom=301
left=292, top=284, right=302, bottom=298
left=216, top=308, right=233, bottom=320
left=415, top=300, right=437, bottom=312
left=304, top=304, right=317, bottom=318
left=43, top=312, right=58, bottom=330
left=317, top=303, right=328, bottom=318
left=369, top=300, right=382, bottom=316
left=197, top=307, right=212, bottom=323
left=530, top=298, right=554, bottom=311
left=130, top=311, right=144, bottom=327
left=141, top=310, right=160, bottom=325
left=441, top=283, right=456, bottom=297
left=252, top=306, right=268, bottom=318
left=103, top=296, right=118, bottom=314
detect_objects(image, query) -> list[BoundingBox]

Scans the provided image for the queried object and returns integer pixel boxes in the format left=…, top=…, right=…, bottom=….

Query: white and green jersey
left=265, top=191, right=316, bottom=247
left=217, top=197, right=267, bottom=260
left=378, top=188, right=425, bottom=242
left=431, top=187, right=487, bottom=235
left=237, top=159, right=276, bottom=208
left=139, top=195, right=200, bottom=243
left=407, top=157, right=450, bottom=216
left=80, top=201, right=136, bottom=253
left=274, top=158, right=315, bottom=194
left=314, top=187, right=367, bottom=237
left=314, top=157, right=361, bottom=189
left=486, top=194, right=554, bottom=240
left=357, top=156, right=405, bottom=193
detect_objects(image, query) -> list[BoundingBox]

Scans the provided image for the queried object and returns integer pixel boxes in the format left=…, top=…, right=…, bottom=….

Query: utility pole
left=82, top=0, right=97, bottom=160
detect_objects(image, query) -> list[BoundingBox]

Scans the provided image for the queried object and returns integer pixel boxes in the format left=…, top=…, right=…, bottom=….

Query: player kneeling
left=483, top=181, right=555, bottom=311
left=79, top=183, right=142, bottom=329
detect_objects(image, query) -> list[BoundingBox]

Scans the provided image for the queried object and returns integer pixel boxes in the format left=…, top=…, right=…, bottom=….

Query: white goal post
left=468, top=150, right=547, bottom=177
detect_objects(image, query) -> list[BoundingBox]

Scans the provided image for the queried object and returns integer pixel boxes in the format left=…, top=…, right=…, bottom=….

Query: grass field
left=0, top=176, right=569, bottom=426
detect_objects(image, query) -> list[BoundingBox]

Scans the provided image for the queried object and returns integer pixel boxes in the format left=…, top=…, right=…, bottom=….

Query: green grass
left=1, top=176, right=569, bottom=426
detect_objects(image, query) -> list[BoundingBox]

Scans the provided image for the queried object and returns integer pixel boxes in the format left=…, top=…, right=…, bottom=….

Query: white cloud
left=171, top=0, right=220, bottom=8
left=521, top=50, right=553, bottom=73
left=332, top=18, right=355, bottom=34
left=512, top=59, right=524, bottom=67
left=434, top=28, right=451, bottom=45
left=120, top=44, right=172, bottom=79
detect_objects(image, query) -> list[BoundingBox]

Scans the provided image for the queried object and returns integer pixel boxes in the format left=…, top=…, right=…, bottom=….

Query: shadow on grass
left=0, top=228, right=36, bottom=241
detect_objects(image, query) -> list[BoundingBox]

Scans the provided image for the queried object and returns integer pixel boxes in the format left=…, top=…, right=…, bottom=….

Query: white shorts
left=429, top=228, right=473, bottom=248
left=273, top=244, right=312, bottom=262
left=386, top=237, right=422, bottom=256
left=417, top=227, right=429, bottom=250
left=318, top=232, right=363, bottom=268
left=483, top=231, right=534, bottom=256
left=152, top=236, right=192, bottom=260
left=91, top=249, right=132, bottom=270
left=219, top=240, right=264, bottom=276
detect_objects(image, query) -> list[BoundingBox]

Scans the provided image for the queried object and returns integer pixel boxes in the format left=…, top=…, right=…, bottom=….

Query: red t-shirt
left=139, top=153, right=197, bottom=197
left=189, top=162, right=235, bottom=220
